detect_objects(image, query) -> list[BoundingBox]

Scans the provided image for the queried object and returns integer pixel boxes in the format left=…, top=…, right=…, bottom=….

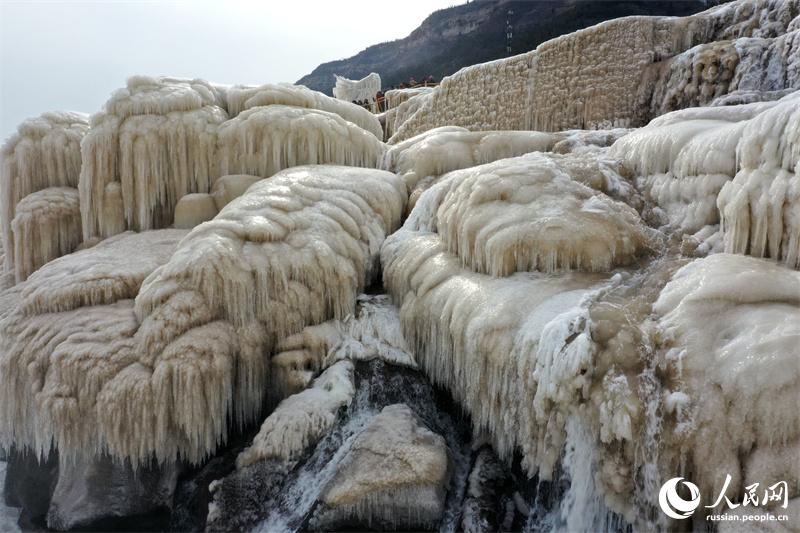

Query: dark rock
left=3, top=446, right=58, bottom=520
left=45, top=455, right=178, bottom=531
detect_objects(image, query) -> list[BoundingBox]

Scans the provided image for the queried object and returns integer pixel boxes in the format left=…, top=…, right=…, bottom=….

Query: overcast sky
left=1, top=0, right=461, bottom=142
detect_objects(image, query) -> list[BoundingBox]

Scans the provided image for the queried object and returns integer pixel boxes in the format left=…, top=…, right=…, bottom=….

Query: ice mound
left=126, top=166, right=405, bottom=461
left=383, top=127, right=554, bottom=193
left=209, top=174, right=261, bottom=211
left=0, top=111, right=89, bottom=273
left=216, top=105, right=384, bottom=179
left=11, top=187, right=81, bottom=282
left=80, top=76, right=228, bottom=240
left=226, top=82, right=382, bottom=138
left=0, top=230, right=186, bottom=459
left=656, top=253, right=800, bottom=511
left=436, top=153, right=654, bottom=275
left=382, top=175, right=615, bottom=473
left=311, top=404, right=452, bottom=530
left=172, top=193, right=218, bottom=229
left=236, top=360, right=355, bottom=470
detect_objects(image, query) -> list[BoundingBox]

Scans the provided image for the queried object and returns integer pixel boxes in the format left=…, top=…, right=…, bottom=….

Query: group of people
left=390, top=75, right=438, bottom=90
left=350, top=76, right=439, bottom=113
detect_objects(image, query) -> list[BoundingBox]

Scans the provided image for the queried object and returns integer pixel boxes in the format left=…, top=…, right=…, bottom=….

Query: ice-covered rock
left=311, top=404, right=452, bottom=531
left=80, top=76, right=228, bottom=240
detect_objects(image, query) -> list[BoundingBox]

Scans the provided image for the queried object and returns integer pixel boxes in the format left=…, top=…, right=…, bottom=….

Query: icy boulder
left=209, top=174, right=261, bottom=211
left=227, top=82, right=382, bottom=138
left=311, top=404, right=452, bottom=531
left=80, top=76, right=228, bottom=240
left=655, top=254, right=800, bottom=513
left=172, top=193, right=218, bottom=229
left=0, top=111, right=88, bottom=274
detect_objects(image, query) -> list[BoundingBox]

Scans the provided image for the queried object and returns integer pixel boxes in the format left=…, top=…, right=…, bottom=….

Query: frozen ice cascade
left=1, top=0, right=798, bottom=531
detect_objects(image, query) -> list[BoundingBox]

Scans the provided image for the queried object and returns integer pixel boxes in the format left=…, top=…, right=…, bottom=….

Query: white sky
left=0, top=0, right=462, bottom=142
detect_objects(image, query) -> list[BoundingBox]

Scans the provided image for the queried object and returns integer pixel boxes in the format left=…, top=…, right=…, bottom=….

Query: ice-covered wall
left=384, top=87, right=434, bottom=111
left=0, top=111, right=88, bottom=274
left=389, top=0, right=799, bottom=143
left=390, top=52, right=533, bottom=142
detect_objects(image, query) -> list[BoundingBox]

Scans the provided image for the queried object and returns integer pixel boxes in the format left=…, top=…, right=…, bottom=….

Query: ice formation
left=216, top=105, right=384, bottom=180
left=271, top=294, right=417, bottom=398
left=129, top=166, right=404, bottom=462
left=11, top=187, right=81, bottom=282
left=380, top=151, right=654, bottom=488
left=226, top=82, right=382, bottom=138
left=384, top=87, right=434, bottom=111
left=313, top=404, right=452, bottom=529
left=236, top=361, right=355, bottom=470
left=209, top=174, right=261, bottom=211
left=332, top=73, right=381, bottom=113
left=80, top=76, right=228, bottom=240
left=0, top=230, right=186, bottom=459
left=610, top=91, right=800, bottom=266
left=0, top=111, right=89, bottom=273
left=0, top=166, right=405, bottom=465
left=172, top=193, right=218, bottom=229
left=655, top=253, right=800, bottom=509
left=1, top=0, right=798, bottom=530
left=435, top=153, right=655, bottom=275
